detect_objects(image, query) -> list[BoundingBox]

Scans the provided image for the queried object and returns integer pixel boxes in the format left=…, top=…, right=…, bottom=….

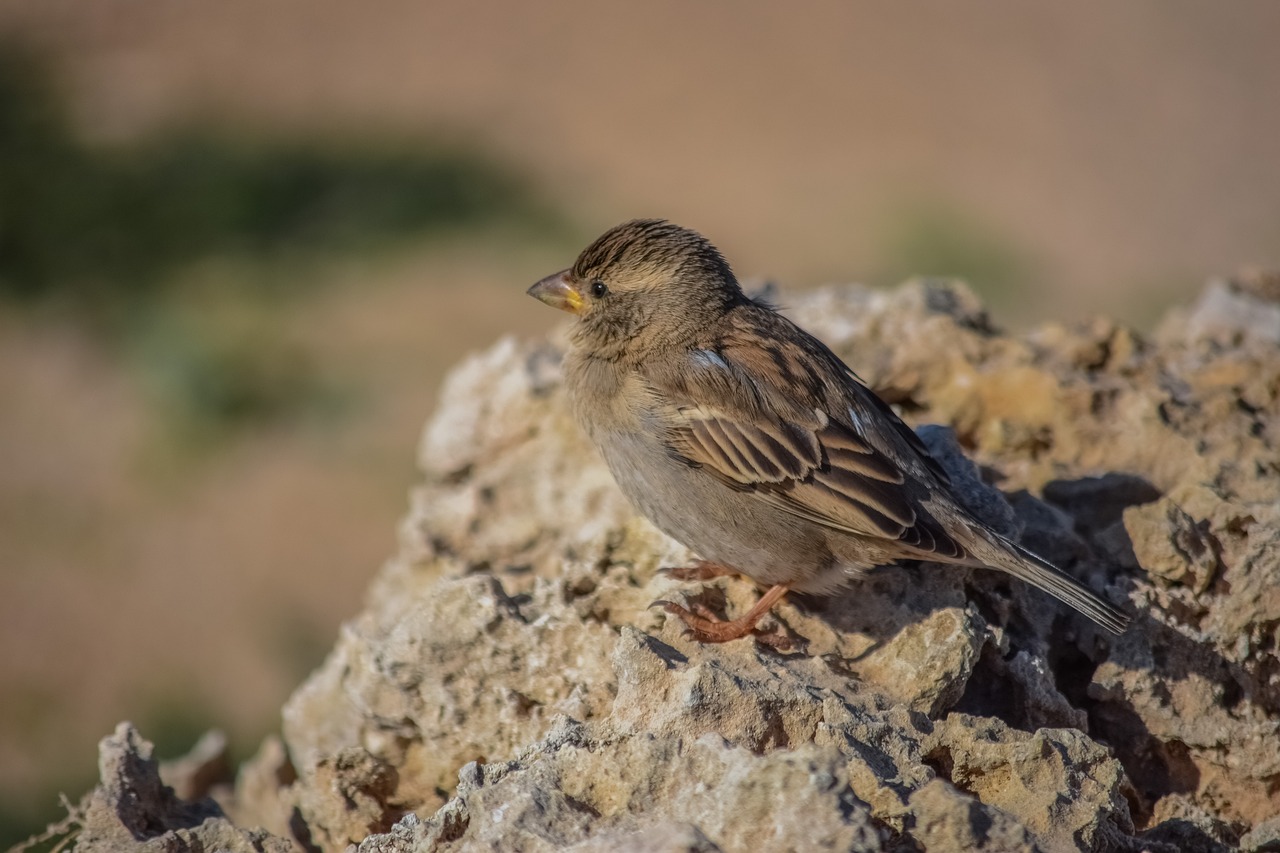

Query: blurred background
left=1, top=0, right=1277, bottom=840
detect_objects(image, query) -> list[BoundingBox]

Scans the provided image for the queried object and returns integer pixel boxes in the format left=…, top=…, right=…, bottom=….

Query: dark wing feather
left=672, top=405, right=917, bottom=540
left=650, top=308, right=968, bottom=559
left=846, top=374, right=954, bottom=488
left=678, top=405, right=819, bottom=485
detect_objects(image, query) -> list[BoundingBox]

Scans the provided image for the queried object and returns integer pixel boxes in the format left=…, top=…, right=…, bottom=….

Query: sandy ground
left=1, top=0, right=1278, bottom=833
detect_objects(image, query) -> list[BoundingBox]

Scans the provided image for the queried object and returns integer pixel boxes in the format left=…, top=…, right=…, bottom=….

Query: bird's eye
left=590, top=281, right=608, bottom=298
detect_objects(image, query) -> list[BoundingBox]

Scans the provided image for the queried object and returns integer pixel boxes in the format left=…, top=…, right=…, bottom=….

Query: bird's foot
left=651, top=583, right=793, bottom=648
left=658, top=559, right=737, bottom=582
left=655, top=600, right=765, bottom=643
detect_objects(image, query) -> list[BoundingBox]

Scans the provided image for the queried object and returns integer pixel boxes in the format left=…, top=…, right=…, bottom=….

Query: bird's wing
left=646, top=312, right=966, bottom=558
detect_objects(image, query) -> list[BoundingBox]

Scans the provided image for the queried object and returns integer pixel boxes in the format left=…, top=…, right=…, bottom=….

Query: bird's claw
left=653, top=598, right=792, bottom=648
left=657, top=560, right=736, bottom=582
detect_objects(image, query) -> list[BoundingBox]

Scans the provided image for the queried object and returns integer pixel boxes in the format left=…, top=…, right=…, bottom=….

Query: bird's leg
left=656, top=583, right=790, bottom=644
left=658, top=559, right=738, bottom=582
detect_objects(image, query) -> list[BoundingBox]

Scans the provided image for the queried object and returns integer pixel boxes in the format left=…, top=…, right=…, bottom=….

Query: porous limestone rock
left=56, top=274, right=1280, bottom=852
left=54, top=723, right=291, bottom=853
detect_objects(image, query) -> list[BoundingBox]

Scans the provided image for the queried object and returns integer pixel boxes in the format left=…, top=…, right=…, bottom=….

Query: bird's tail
left=968, top=531, right=1130, bottom=634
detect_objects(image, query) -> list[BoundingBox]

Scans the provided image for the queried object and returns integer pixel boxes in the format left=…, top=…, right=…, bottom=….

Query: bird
left=527, top=219, right=1130, bottom=643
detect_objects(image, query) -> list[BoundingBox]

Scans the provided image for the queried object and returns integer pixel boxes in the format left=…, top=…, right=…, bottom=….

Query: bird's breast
left=565, top=354, right=658, bottom=437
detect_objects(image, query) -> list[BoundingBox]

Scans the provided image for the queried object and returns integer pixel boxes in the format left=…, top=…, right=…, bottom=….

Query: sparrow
left=528, top=219, right=1130, bottom=643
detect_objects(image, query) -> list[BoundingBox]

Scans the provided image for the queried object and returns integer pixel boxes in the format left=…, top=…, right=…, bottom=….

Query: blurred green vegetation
left=876, top=201, right=1036, bottom=307
left=0, top=42, right=557, bottom=309
left=129, top=282, right=354, bottom=453
left=0, top=683, right=95, bottom=851
left=0, top=39, right=565, bottom=445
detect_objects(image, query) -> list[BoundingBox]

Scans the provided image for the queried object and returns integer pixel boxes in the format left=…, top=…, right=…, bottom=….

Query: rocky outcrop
left=50, top=274, right=1280, bottom=852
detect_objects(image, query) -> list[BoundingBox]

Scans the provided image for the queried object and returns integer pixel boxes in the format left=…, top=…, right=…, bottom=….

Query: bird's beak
left=527, top=270, right=584, bottom=316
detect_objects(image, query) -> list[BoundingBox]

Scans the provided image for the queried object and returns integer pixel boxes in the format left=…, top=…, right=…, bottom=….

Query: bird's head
left=528, top=219, right=743, bottom=358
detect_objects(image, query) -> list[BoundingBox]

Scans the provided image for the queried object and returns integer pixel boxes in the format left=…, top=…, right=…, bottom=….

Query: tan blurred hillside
left=7, top=0, right=1280, bottom=316
left=1, top=0, right=1278, bottom=842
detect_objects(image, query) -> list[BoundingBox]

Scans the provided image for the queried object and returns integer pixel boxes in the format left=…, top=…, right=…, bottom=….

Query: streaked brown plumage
left=528, top=219, right=1130, bottom=642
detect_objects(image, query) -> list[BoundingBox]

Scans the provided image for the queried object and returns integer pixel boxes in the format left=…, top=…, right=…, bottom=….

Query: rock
left=68, top=723, right=293, bottom=853
left=906, top=779, right=1040, bottom=852
left=1178, top=274, right=1280, bottom=348
left=61, top=277, right=1280, bottom=851
left=406, top=721, right=885, bottom=852
left=1240, top=814, right=1280, bottom=852
left=930, top=715, right=1131, bottom=848
left=158, top=728, right=233, bottom=803
left=1123, top=487, right=1225, bottom=593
